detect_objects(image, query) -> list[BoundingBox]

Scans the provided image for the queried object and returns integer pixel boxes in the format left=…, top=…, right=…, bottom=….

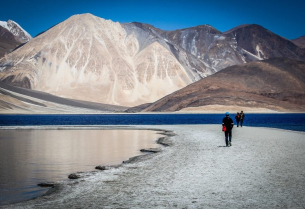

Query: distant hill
left=139, top=58, right=305, bottom=112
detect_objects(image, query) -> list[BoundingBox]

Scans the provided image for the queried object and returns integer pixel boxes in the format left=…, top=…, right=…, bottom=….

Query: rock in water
left=68, top=173, right=81, bottom=179
left=95, top=165, right=107, bottom=170
left=37, top=182, right=56, bottom=187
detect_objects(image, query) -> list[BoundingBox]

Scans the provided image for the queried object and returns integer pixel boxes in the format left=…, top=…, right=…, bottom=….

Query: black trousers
left=225, top=130, right=232, bottom=146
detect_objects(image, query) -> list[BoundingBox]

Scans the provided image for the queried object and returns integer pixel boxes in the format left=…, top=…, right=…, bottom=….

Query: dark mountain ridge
left=140, top=58, right=305, bottom=112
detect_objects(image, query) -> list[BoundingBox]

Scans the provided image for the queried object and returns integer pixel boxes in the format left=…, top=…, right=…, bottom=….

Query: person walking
left=240, top=111, right=245, bottom=127
left=222, top=112, right=234, bottom=147
left=235, top=112, right=240, bottom=127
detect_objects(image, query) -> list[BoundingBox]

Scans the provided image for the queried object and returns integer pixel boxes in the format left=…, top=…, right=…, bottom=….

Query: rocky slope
left=140, top=58, right=305, bottom=112
left=0, top=14, right=304, bottom=108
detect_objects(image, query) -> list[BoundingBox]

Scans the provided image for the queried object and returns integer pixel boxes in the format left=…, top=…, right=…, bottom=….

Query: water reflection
left=0, top=129, right=161, bottom=205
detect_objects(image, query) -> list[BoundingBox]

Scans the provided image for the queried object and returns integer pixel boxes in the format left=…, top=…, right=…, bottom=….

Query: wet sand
left=2, top=125, right=305, bottom=209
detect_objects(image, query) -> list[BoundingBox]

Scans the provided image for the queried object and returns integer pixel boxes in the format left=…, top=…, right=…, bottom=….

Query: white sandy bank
left=178, top=105, right=285, bottom=113
left=4, top=125, right=305, bottom=209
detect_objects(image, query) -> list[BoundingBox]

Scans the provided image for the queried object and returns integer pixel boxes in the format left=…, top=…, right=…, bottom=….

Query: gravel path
left=4, top=125, right=305, bottom=209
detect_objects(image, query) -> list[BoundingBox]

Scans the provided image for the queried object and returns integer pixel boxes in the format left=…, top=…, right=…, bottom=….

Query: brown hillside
left=142, top=58, right=305, bottom=112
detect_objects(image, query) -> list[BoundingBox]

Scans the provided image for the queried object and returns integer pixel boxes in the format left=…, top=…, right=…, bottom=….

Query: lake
left=1, top=113, right=305, bottom=131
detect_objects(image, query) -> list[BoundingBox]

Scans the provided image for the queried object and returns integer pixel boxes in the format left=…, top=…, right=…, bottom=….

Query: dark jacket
left=240, top=113, right=245, bottom=120
left=235, top=114, right=240, bottom=121
left=222, top=116, right=234, bottom=131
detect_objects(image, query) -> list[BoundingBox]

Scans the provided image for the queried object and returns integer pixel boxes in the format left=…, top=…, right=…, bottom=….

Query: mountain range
left=0, top=13, right=304, bottom=113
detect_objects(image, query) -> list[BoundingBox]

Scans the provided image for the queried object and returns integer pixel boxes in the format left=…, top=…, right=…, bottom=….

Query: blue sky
left=1, top=0, right=304, bottom=39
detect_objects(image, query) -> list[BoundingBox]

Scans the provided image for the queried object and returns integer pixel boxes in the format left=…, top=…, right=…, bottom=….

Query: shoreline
left=0, top=126, right=175, bottom=207
left=1, top=125, right=305, bottom=208
left=30, top=128, right=175, bottom=206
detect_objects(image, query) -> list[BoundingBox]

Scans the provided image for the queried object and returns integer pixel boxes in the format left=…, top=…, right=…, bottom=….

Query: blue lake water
left=0, top=113, right=305, bottom=132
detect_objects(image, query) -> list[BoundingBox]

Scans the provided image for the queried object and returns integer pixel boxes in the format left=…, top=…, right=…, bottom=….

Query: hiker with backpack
left=222, top=112, right=234, bottom=147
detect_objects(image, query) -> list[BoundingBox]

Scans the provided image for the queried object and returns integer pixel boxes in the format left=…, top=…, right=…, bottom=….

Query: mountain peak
left=69, top=13, right=99, bottom=20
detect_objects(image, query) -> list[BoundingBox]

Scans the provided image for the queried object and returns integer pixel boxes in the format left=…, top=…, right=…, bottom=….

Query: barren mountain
left=292, top=35, right=305, bottom=49
left=0, top=20, right=32, bottom=58
left=140, top=58, right=305, bottom=112
left=0, top=14, right=304, bottom=108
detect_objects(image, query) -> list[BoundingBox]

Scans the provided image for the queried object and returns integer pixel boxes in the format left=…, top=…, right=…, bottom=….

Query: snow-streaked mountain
left=0, top=20, right=32, bottom=43
left=0, top=14, right=304, bottom=107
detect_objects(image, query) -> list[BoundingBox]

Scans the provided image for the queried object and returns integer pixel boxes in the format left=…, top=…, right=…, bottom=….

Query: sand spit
left=2, top=125, right=305, bottom=209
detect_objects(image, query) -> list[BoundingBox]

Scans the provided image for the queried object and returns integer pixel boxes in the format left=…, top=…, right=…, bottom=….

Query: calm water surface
left=0, top=129, right=162, bottom=205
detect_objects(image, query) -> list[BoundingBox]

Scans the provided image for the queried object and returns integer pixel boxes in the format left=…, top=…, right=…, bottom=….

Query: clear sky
left=1, top=0, right=304, bottom=39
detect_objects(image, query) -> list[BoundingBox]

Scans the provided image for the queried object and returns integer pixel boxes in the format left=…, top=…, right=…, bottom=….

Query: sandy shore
left=177, top=105, right=305, bottom=113
left=2, top=125, right=305, bottom=209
